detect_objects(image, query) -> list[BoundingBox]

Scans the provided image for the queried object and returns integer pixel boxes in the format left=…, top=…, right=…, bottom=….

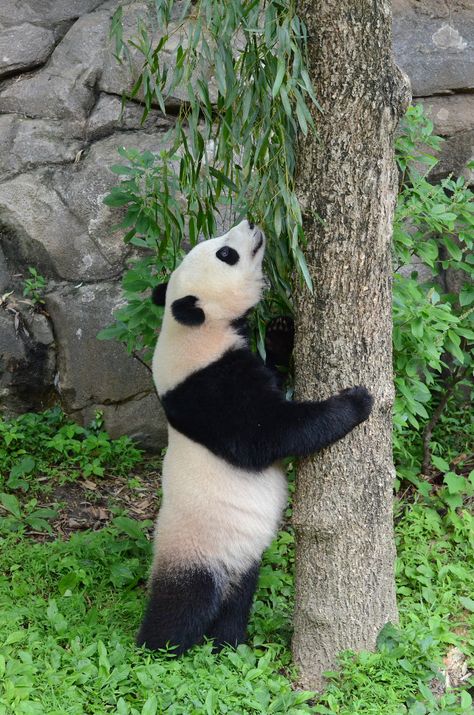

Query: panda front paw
left=338, top=386, right=373, bottom=424
left=265, top=315, right=295, bottom=369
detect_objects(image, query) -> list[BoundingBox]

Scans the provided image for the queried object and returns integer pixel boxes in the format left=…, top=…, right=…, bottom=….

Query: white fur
left=153, top=427, right=287, bottom=575
left=152, top=220, right=287, bottom=575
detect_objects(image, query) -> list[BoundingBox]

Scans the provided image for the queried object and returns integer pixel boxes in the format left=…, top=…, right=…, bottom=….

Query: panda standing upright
left=137, top=219, right=373, bottom=654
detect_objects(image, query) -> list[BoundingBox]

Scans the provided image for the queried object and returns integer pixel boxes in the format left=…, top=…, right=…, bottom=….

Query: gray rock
left=0, top=171, right=119, bottom=280
left=0, top=11, right=110, bottom=121
left=393, top=1, right=474, bottom=96
left=87, top=93, right=173, bottom=140
left=0, top=247, right=10, bottom=293
left=54, top=130, right=172, bottom=270
left=0, top=115, right=83, bottom=181
left=0, top=22, right=56, bottom=78
left=45, top=281, right=155, bottom=410
left=80, top=393, right=167, bottom=452
left=431, top=129, right=474, bottom=184
left=0, top=303, right=56, bottom=416
left=99, top=3, right=214, bottom=108
left=418, top=95, right=474, bottom=137
left=0, top=0, right=106, bottom=25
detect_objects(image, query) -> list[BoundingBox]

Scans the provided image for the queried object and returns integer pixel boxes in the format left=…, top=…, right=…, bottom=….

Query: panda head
left=152, top=219, right=265, bottom=327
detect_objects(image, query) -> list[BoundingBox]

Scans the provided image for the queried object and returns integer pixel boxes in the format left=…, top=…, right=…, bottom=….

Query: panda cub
left=137, top=219, right=373, bottom=654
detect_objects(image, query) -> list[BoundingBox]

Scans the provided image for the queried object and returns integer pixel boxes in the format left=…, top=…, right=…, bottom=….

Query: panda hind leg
left=136, top=564, right=222, bottom=655
left=205, top=563, right=260, bottom=652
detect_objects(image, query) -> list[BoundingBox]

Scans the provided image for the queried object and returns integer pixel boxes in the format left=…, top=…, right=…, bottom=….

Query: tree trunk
left=292, top=0, right=410, bottom=690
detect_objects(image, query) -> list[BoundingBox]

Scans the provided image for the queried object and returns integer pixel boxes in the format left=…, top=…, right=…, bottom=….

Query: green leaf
left=459, top=286, right=474, bottom=306
left=431, top=455, right=450, bottom=473
left=141, top=695, right=158, bottom=715
left=443, top=472, right=466, bottom=495
left=295, top=96, right=308, bottom=135
left=272, top=58, right=286, bottom=98
left=459, top=596, right=474, bottom=612
left=410, top=317, right=424, bottom=338
left=443, top=236, right=463, bottom=260
left=0, top=492, right=21, bottom=518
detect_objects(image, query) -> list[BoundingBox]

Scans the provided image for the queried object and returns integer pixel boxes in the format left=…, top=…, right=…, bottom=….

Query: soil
left=23, top=457, right=162, bottom=541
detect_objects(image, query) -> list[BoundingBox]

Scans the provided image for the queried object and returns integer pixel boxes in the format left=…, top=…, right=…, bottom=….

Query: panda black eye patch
left=216, top=246, right=239, bottom=265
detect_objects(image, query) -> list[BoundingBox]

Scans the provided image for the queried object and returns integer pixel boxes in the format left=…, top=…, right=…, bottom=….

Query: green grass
left=0, top=503, right=473, bottom=714
left=0, top=410, right=473, bottom=714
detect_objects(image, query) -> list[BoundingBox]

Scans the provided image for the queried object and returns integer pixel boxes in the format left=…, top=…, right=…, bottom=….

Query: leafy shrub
left=393, top=105, right=474, bottom=484
left=99, top=0, right=316, bottom=359
left=0, top=408, right=143, bottom=491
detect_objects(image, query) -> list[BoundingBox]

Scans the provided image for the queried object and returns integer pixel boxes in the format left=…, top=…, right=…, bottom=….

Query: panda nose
left=248, top=219, right=255, bottom=230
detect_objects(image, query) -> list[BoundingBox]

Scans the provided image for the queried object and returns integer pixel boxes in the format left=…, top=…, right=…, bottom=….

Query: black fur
left=136, top=565, right=221, bottom=654
left=161, top=347, right=373, bottom=472
left=136, top=562, right=259, bottom=653
left=216, top=246, right=239, bottom=265
left=265, top=316, right=295, bottom=389
left=151, top=282, right=168, bottom=306
left=205, top=563, right=260, bottom=651
left=171, top=295, right=205, bottom=326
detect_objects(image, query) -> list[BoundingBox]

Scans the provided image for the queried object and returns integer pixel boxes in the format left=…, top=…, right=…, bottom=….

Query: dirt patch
left=23, top=457, right=162, bottom=540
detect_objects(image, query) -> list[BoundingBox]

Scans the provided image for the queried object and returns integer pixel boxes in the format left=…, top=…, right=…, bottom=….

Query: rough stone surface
left=87, top=94, right=173, bottom=140
left=53, top=131, right=171, bottom=267
left=81, top=393, right=167, bottom=452
left=432, top=129, right=474, bottom=184
left=44, top=281, right=166, bottom=448
left=0, top=247, right=10, bottom=292
left=0, top=0, right=106, bottom=26
left=0, top=305, right=56, bottom=415
left=0, top=115, right=82, bottom=181
left=0, top=11, right=110, bottom=121
left=393, top=1, right=474, bottom=96
left=0, top=23, right=56, bottom=79
left=419, top=95, right=474, bottom=137
left=0, top=171, right=120, bottom=280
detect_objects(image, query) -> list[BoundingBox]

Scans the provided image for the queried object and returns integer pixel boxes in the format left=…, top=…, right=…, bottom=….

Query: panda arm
left=161, top=348, right=373, bottom=472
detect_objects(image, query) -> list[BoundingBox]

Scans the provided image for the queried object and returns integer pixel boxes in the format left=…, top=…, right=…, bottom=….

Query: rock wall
left=0, top=0, right=473, bottom=448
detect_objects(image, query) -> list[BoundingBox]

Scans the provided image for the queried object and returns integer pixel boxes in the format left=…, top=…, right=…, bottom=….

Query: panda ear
left=151, top=282, right=168, bottom=306
left=171, top=295, right=205, bottom=326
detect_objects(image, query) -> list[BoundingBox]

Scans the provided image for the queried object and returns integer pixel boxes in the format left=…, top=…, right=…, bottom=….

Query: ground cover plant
left=0, top=410, right=473, bottom=714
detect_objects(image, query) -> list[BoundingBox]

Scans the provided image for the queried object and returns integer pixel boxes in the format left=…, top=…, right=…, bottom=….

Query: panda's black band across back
left=161, top=348, right=373, bottom=472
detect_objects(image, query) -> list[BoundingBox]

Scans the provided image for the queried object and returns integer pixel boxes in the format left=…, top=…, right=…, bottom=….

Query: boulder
left=393, top=0, right=474, bottom=96
left=0, top=11, right=110, bottom=122
left=99, top=2, right=215, bottom=108
left=45, top=281, right=153, bottom=409
left=0, top=115, right=82, bottom=182
left=0, top=246, right=10, bottom=292
left=0, top=0, right=106, bottom=25
left=80, top=393, right=167, bottom=452
left=53, top=130, right=173, bottom=271
left=0, top=23, right=56, bottom=79
left=0, top=304, right=56, bottom=416
left=417, top=95, right=474, bottom=183
left=45, top=281, right=166, bottom=449
left=432, top=130, right=474, bottom=185
left=0, top=171, right=118, bottom=280
left=419, top=95, right=474, bottom=137
left=87, top=93, right=172, bottom=140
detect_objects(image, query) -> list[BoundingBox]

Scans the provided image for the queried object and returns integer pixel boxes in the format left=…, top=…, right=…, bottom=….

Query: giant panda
left=136, top=219, right=373, bottom=654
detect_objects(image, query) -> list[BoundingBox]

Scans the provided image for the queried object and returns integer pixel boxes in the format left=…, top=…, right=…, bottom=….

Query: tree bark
left=292, top=0, right=410, bottom=690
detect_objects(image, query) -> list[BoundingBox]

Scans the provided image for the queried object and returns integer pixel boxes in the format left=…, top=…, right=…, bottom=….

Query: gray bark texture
left=292, top=0, right=411, bottom=690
